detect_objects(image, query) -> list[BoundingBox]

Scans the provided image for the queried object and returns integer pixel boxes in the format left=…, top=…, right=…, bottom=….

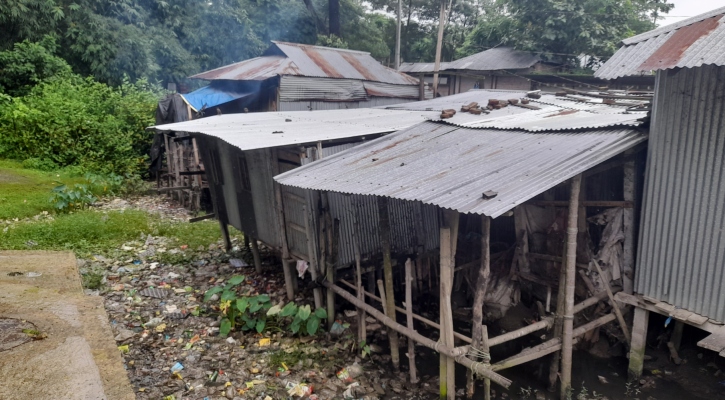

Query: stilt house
left=595, top=5, right=725, bottom=374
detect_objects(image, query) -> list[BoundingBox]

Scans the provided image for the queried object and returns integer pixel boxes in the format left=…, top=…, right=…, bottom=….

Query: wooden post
left=250, top=237, right=262, bottom=274
left=378, top=196, right=400, bottom=371
left=324, top=198, right=340, bottom=331
left=482, top=326, right=491, bottom=400
left=628, top=307, right=649, bottom=380
left=560, top=174, right=582, bottom=400
left=467, top=215, right=492, bottom=399
left=440, top=209, right=459, bottom=400
left=405, top=258, right=418, bottom=384
left=623, top=154, right=636, bottom=294
left=303, top=203, right=323, bottom=309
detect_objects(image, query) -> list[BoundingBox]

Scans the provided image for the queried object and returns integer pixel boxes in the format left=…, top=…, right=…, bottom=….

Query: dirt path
left=0, top=251, right=135, bottom=400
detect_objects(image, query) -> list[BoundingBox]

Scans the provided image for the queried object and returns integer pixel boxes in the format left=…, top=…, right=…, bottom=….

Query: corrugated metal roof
left=398, top=62, right=452, bottom=73
left=636, top=64, right=725, bottom=322
left=191, top=56, right=299, bottom=81
left=398, top=48, right=540, bottom=74
left=382, top=89, right=531, bottom=112
left=149, top=108, right=440, bottom=151
left=380, top=90, right=645, bottom=131
left=595, top=7, right=725, bottom=79
left=274, top=121, right=646, bottom=218
left=191, top=41, right=419, bottom=86
left=457, top=107, right=645, bottom=131
left=447, top=47, right=540, bottom=71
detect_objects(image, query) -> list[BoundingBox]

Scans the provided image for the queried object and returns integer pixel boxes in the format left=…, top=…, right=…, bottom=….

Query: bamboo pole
left=405, top=258, right=418, bottom=383
left=341, top=280, right=612, bottom=350
left=467, top=215, right=492, bottom=399
left=560, top=174, right=582, bottom=399
left=440, top=210, right=459, bottom=400
left=493, top=313, right=616, bottom=372
left=592, top=262, right=631, bottom=342
left=353, top=214, right=366, bottom=342
left=303, top=203, right=323, bottom=309
left=322, top=280, right=512, bottom=388
left=378, top=196, right=400, bottom=371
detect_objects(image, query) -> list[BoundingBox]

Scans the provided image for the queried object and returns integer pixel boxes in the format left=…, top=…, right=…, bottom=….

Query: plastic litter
left=170, top=362, right=184, bottom=373
left=296, top=260, right=309, bottom=278
left=26, top=272, right=42, bottom=278
left=229, top=258, right=248, bottom=268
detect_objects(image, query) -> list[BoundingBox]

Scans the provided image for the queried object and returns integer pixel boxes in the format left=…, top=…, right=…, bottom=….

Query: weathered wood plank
left=697, top=325, right=725, bottom=352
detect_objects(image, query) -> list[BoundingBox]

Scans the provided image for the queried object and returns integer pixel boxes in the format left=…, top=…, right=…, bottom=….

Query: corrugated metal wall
left=283, top=142, right=440, bottom=266
left=636, top=65, right=725, bottom=321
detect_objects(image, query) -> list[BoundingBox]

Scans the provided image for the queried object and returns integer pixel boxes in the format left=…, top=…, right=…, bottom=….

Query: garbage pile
left=86, top=228, right=435, bottom=399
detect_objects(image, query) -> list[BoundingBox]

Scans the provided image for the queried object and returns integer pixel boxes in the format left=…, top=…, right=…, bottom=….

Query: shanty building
left=595, top=5, right=725, bottom=376
left=274, top=91, right=649, bottom=398
left=399, top=47, right=545, bottom=95
left=151, top=41, right=432, bottom=209
left=400, top=46, right=655, bottom=97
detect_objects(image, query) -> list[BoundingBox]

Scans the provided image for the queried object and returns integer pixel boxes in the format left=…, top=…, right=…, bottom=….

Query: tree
left=459, top=0, right=673, bottom=67
left=0, top=36, right=72, bottom=96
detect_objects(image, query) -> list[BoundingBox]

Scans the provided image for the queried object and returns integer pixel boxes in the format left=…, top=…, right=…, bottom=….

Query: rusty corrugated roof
left=191, top=41, right=419, bottom=86
left=595, top=6, right=725, bottom=79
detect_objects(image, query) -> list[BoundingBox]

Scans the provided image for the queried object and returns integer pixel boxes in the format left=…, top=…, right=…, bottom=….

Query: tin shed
left=596, top=5, right=725, bottom=373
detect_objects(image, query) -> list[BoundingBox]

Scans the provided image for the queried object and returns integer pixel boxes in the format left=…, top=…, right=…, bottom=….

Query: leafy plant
left=359, top=340, right=371, bottom=359
left=50, top=183, right=97, bottom=212
left=203, top=278, right=327, bottom=337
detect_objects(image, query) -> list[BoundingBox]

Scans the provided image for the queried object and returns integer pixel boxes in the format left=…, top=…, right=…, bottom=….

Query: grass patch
left=0, top=159, right=85, bottom=219
left=0, top=208, right=229, bottom=257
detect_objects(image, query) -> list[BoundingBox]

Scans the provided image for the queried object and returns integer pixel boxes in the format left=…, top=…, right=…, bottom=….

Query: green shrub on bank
left=0, top=75, right=162, bottom=176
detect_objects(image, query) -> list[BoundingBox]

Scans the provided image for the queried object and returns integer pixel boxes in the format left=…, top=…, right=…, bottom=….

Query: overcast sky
left=659, top=0, right=725, bottom=25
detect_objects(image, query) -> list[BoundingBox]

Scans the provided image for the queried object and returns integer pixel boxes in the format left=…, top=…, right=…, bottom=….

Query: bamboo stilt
left=322, top=280, right=512, bottom=388
left=353, top=215, right=366, bottom=342
left=467, top=215, right=491, bottom=399
left=405, top=258, right=418, bottom=384
left=440, top=210, right=459, bottom=400
left=378, top=196, right=400, bottom=371
left=560, top=174, right=582, bottom=399
left=592, top=262, right=631, bottom=343
left=303, top=204, right=323, bottom=309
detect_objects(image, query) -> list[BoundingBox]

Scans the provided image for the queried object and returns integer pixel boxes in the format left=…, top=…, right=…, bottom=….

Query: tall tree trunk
left=329, top=0, right=341, bottom=37
left=301, top=0, right=322, bottom=33
left=432, top=0, right=448, bottom=96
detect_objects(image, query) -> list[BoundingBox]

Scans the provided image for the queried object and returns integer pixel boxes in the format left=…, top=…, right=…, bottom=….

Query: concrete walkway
left=0, top=251, right=135, bottom=400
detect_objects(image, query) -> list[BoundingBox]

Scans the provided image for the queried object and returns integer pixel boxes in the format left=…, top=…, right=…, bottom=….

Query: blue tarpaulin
left=181, top=85, right=256, bottom=111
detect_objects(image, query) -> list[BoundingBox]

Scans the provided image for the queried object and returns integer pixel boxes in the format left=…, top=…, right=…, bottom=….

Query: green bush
left=21, top=157, right=58, bottom=171
left=0, top=74, right=161, bottom=176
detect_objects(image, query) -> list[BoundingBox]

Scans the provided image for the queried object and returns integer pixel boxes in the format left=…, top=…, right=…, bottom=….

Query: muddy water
left=408, top=347, right=704, bottom=399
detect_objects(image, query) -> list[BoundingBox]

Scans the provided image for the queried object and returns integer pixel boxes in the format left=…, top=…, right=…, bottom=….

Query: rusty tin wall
left=636, top=65, right=725, bottom=321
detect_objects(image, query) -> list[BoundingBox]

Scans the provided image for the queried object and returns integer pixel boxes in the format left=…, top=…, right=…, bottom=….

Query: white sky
left=659, top=0, right=725, bottom=25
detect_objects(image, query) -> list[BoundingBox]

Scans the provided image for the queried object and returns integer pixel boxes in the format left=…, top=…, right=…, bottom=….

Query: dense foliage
left=1, top=0, right=675, bottom=85
left=0, top=72, right=161, bottom=176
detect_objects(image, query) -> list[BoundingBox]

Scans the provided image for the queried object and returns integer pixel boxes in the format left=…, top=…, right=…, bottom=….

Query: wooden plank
left=378, top=196, right=399, bottom=371
left=179, top=170, right=205, bottom=176
left=671, top=308, right=694, bottom=321
left=697, top=325, right=725, bottom=352
left=592, top=261, right=631, bottom=342
left=687, top=313, right=709, bottom=325
left=405, top=258, right=418, bottom=384
left=654, top=302, right=676, bottom=313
